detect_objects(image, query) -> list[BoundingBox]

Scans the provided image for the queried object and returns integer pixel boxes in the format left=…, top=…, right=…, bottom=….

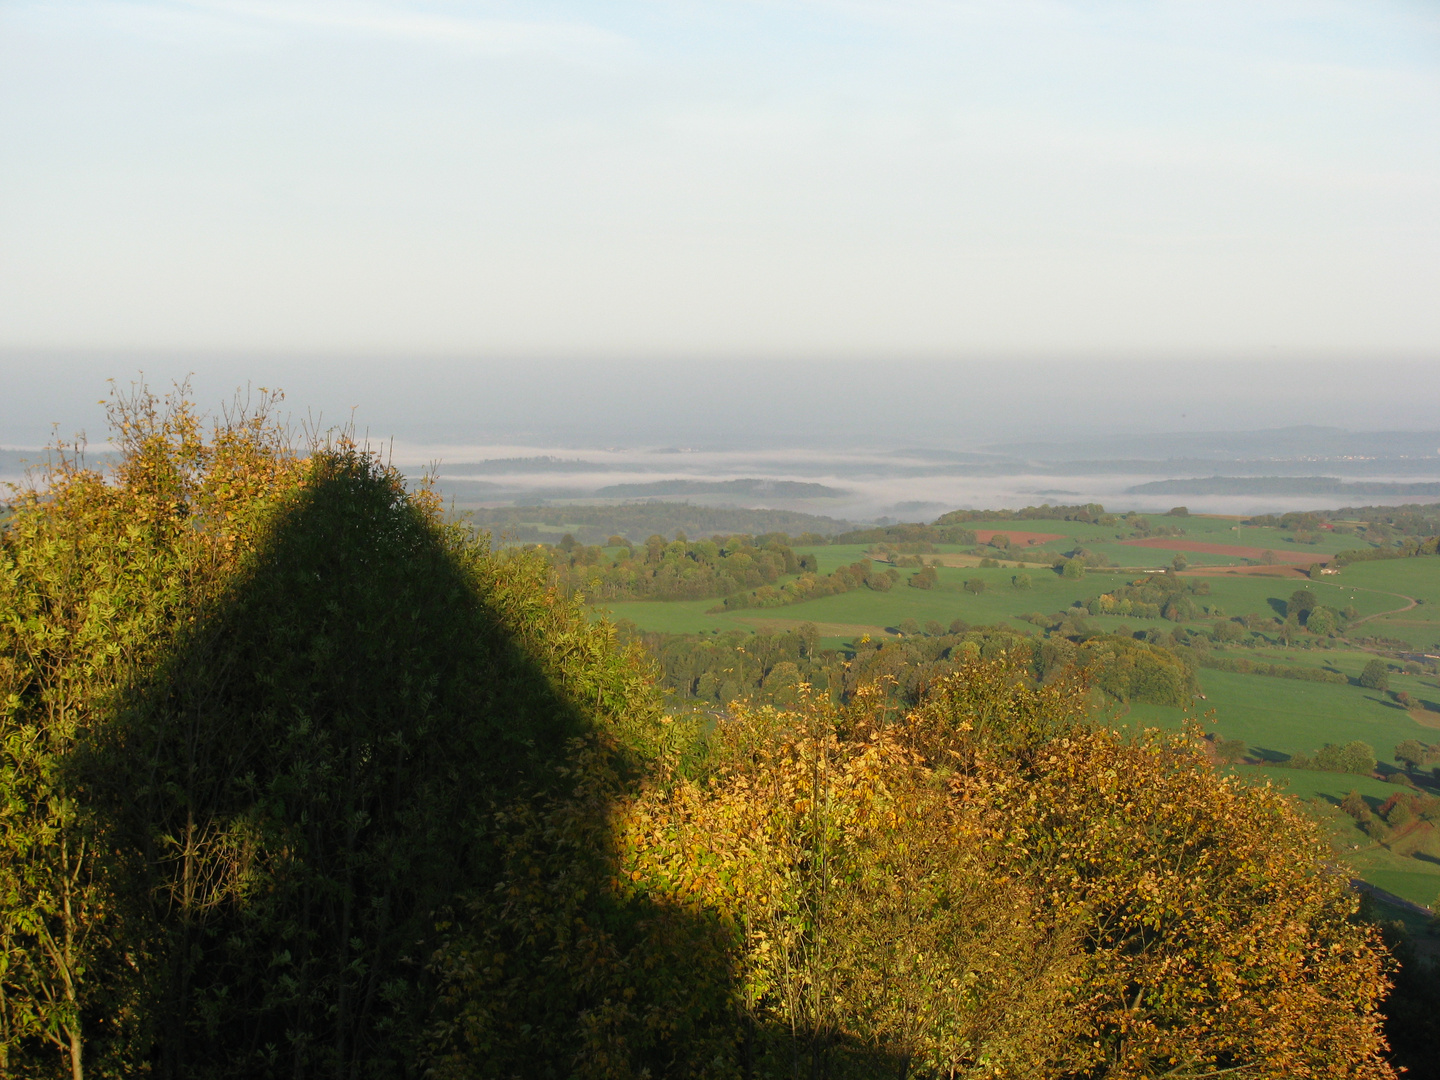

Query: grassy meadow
left=592, top=513, right=1440, bottom=905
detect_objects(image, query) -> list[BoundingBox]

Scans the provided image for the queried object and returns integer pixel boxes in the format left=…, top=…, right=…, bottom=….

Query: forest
left=0, top=387, right=1430, bottom=1078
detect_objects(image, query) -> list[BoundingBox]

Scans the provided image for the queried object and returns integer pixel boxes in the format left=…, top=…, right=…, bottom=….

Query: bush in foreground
left=431, top=654, right=1394, bottom=1078
left=0, top=385, right=666, bottom=1077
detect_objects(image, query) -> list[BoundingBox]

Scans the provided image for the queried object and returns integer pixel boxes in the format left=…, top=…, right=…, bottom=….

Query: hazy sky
left=3, top=0, right=1438, bottom=359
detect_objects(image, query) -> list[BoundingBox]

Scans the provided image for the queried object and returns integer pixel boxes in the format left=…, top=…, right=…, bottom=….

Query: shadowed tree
left=0, top=386, right=718, bottom=1079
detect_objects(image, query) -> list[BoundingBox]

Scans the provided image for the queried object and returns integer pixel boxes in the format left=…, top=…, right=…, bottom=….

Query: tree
left=1359, top=660, right=1390, bottom=691
left=1340, top=791, right=1371, bottom=821
left=1212, top=619, right=1245, bottom=643
left=1012, top=572, right=1032, bottom=590
left=796, top=621, right=820, bottom=659
left=1, top=385, right=673, bottom=1078
left=1395, top=739, right=1428, bottom=774
left=1061, top=558, right=1085, bottom=580
left=1167, top=506, right=1189, bottom=516
left=963, top=577, right=986, bottom=595
left=1289, top=588, right=1318, bottom=618
left=1342, top=741, right=1377, bottom=776
left=1307, top=606, right=1338, bottom=636
left=907, top=566, right=938, bottom=589
left=1171, top=553, right=1189, bottom=571
left=1274, top=613, right=1299, bottom=645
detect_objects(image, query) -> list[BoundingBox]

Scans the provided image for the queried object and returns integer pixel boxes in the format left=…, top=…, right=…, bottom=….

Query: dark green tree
left=1394, top=739, right=1428, bottom=774
left=1359, top=660, right=1390, bottom=691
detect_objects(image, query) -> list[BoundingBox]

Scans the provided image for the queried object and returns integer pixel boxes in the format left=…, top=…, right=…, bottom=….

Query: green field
left=1328, top=559, right=1440, bottom=650
left=1122, top=669, right=1436, bottom=764
left=606, top=555, right=1415, bottom=642
left=594, top=514, right=1440, bottom=906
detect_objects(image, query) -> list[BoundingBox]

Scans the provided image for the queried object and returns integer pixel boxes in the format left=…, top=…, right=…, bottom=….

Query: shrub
left=1341, top=791, right=1372, bottom=821
left=908, top=565, right=938, bottom=589
left=1214, top=738, right=1247, bottom=765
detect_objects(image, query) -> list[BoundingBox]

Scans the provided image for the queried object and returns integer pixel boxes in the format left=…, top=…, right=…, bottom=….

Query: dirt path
left=1345, top=587, right=1419, bottom=627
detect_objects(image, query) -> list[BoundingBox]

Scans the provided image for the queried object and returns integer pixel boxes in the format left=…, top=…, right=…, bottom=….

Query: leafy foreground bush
left=1, top=386, right=1395, bottom=1079
left=0, top=386, right=666, bottom=1078
left=430, top=657, right=1393, bottom=1079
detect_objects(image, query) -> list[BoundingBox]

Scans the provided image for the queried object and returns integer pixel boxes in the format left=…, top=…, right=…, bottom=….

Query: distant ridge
left=595, top=478, right=845, bottom=499
left=467, top=502, right=856, bottom=544
left=1128, top=476, right=1440, bottom=497
left=989, top=426, right=1440, bottom=462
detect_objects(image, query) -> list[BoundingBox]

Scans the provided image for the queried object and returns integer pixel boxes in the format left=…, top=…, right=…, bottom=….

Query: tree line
left=541, top=533, right=803, bottom=602
left=623, top=614, right=1201, bottom=711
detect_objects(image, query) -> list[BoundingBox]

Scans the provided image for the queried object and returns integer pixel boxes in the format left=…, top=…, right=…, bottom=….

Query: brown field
left=972, top=528, right=1065, bottom=545
left=1118, top=538, right=1316, bottom=563
left=1408, top=708, right=1440, bottom=732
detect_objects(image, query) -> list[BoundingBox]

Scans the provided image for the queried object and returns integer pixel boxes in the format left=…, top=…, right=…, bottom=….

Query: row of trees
left=1288, top=742, right=1378, bottom=776
left=1085, top=572, right=1213, bottom=621
left=627, top=614, right=1202, bottom=711
left=542, top=533, right=801, bottom=601
left=714, top=559, right=899, bottom=612
left=937, top=502, right=1109, bottom=523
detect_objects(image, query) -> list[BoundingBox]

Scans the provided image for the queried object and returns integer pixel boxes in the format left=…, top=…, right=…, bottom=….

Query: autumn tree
left=1, top=384, right=671, bottom=1078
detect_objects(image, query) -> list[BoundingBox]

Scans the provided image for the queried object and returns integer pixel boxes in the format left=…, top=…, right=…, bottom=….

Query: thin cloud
left=153, top=0, right=633, bottom=58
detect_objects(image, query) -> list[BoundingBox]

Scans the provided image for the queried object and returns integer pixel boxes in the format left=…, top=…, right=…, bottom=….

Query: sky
left=2, top=0, right=1439, bottom=366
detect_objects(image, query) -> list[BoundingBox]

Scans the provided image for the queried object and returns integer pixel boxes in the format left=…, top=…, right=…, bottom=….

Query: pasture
left=594, top=515, right=1440, bottom=908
